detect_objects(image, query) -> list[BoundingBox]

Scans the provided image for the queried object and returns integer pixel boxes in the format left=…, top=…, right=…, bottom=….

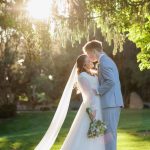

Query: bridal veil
left=34, top=63, right=77, bottom=150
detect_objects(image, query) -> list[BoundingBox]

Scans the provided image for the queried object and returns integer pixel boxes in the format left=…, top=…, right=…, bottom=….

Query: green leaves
left=128, top=16, right=150, bottom=70
left=85, top=0, right=150, bottom=70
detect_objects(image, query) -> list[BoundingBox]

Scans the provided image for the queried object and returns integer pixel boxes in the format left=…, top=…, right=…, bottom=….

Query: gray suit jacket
left=98, top=54, right=124, bottom=108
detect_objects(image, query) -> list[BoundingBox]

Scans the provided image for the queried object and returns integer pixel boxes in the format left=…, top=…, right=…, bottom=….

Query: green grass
left=0, top=109, right=150, bottom=150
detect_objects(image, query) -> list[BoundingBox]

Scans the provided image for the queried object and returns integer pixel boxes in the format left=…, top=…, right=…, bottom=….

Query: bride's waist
left=82, top=100, right=90, bottom=106
left=82, top=95, right=100, bottom=102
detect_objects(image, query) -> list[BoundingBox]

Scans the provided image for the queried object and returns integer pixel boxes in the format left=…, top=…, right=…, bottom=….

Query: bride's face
left=83, top=57, right=94, bottom=70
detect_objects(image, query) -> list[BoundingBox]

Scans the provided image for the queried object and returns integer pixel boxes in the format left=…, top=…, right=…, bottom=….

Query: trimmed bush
left=0, top=104, right=16, bottom=118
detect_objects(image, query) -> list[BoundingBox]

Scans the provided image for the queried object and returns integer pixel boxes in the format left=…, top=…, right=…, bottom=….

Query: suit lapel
left=98, top=54, right=106, bottom=84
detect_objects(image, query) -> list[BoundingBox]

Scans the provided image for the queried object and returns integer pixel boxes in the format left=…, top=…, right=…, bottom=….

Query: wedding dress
left=61, top=72, right=105, bottom=150
left=34, top=64, right=105, bottom=150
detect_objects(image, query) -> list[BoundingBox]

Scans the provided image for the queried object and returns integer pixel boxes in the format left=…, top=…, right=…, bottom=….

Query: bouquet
left=86, top=107, right=107, bottom=138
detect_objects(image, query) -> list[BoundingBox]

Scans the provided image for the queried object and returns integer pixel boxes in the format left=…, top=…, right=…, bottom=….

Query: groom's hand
left=92, top=88, right=100, bottom=95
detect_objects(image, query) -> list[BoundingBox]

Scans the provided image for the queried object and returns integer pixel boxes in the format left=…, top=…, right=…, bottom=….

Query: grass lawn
left=0, top=109, right=150, bottom=150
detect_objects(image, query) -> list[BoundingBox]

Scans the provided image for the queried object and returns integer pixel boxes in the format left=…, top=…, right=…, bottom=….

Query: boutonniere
left=95, top=62, right=100, bottom=70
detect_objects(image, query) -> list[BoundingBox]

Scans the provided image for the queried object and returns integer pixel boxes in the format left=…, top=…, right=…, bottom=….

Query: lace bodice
left=77, top=72, right=100, bottom=110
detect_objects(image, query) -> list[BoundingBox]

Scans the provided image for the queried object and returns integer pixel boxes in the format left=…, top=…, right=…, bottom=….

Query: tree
left=46, top=0, right=150, bottom=70
left=0, top=0, right=52, bottom=115
left=0, top=0, right=149, bottom=117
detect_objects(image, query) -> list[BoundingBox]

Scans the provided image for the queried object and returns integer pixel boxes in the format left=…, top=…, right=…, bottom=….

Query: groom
left=83, top=40, right=124, bottom=150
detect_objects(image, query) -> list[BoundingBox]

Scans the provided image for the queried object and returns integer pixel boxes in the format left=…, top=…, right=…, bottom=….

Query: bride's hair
left=76, top=54, right=87, bottom=74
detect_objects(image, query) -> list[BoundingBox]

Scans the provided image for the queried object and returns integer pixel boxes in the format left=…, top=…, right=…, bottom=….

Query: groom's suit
left=97, top=53, right=124, bottom=150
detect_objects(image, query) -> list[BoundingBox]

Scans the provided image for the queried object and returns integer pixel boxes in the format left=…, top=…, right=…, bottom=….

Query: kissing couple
left=35, top=40, right=124, bottom=150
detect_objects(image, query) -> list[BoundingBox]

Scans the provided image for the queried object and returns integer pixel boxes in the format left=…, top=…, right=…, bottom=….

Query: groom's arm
left=98, top=62, right=115, bottom=96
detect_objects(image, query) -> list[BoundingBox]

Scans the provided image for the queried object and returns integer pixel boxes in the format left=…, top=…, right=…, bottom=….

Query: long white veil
left=34, top=63, right=77, bottom=150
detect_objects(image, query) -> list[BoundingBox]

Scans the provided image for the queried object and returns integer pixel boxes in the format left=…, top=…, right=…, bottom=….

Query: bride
left=61, top=54, right=105, bottom=150
left=34, top=54, right=105, bottom=150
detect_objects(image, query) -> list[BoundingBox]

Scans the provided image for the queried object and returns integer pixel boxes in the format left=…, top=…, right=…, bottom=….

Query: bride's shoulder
left=78, top=72, right=88, bottom=79
left=78, top=72, right=97, bottom=79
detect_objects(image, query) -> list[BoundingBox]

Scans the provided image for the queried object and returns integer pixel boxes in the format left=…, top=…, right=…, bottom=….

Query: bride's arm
left=78, top=76, right=98, bottom=118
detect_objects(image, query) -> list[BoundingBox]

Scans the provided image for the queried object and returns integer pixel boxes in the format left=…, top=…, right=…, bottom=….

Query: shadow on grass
left=0, top=109, right=149, bottom=150
left=0, top=131, right=44, bottom=150
left=117, top=130, right=150, bottom=150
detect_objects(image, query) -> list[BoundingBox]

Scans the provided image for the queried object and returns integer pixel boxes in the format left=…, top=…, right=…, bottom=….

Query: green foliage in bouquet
left=86, top=107, right=107, bottom=138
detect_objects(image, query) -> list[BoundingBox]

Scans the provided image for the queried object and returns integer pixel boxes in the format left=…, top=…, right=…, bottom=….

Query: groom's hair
left=82, top=40, right=103, bottom=53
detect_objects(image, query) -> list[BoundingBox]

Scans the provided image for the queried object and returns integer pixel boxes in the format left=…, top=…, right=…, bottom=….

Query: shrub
left=0, top=104, right=17, bottom=118
left=40, top=107, right=50, bottom=111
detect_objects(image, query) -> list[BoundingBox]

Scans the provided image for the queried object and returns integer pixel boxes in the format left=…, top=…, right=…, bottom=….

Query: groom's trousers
left=102, top=107, right=121, bottom=150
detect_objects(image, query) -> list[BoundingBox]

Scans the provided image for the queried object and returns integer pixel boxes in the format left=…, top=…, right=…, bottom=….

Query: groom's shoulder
left=100, top=54, right=111, bottom=64
left=103, top=54, right=112, bottom=61
left=101, top=54, right=116, bottom=68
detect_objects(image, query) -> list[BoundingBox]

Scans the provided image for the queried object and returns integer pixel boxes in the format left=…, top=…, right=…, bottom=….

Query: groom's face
left=86, top=50, right=97, bottom=63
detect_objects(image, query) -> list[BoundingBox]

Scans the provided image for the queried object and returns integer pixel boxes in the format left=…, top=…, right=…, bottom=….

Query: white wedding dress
left=61, top=72, right=105, bottom=150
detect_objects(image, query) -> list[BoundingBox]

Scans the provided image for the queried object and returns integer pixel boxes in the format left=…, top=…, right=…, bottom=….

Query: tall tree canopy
left=1, top=0, right=149, bottom=70
left=0, top=1, right=150, bottom=116
left=49, top=0, right=150, bottom=70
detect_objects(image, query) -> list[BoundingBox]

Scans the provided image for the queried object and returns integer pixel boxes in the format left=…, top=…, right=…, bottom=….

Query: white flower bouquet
left=86, top=107, right=107, bottom=138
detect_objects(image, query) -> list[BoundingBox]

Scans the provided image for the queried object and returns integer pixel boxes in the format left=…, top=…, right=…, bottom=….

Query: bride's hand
left=92, top=111, right=96, bottom=119
left=90, top=110, right=96, bottom=120
left=92, top=88, right=100, bottom=95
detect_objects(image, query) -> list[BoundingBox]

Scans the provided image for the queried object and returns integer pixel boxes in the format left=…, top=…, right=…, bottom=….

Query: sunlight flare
left=26, top=0, right=51, bottom=20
